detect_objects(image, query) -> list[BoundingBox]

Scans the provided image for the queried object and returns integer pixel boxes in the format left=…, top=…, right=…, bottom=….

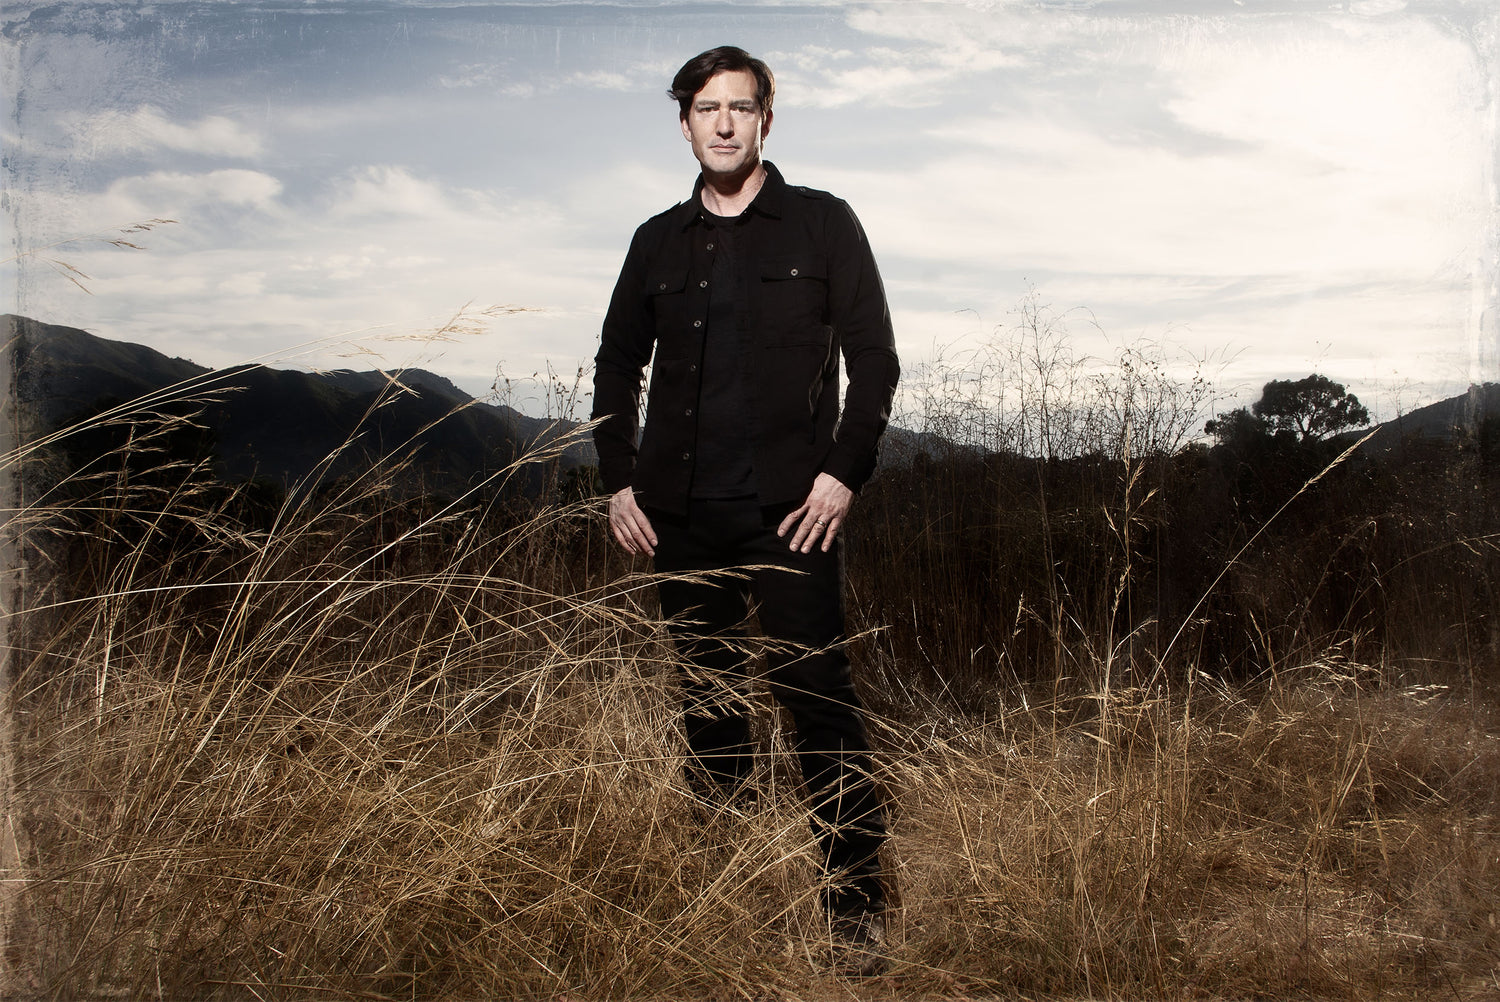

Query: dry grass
left=3, top=377, right=1499, bottom=1001
left=875, top=663, right=1500, bottom=1000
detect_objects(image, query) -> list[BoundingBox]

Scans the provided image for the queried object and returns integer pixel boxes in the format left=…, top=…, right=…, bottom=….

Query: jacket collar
left=674, top=160, right=786, bottom=229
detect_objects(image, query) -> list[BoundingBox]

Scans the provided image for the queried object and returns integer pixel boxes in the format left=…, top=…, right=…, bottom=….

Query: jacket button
left=689, top=363, right=698, bottom=372
left=789, top=268, right=799, bottom=277
left=684, top=407, right=694, bottom=417
left=693, top=320, right=702, bottom=328
left=706, top=242, right=715, bottom=251
left=658, top=283, right=667, bottom=291
left=699, top=280, right=708, bottom=288
left=681, top=452, right=691, bottom=461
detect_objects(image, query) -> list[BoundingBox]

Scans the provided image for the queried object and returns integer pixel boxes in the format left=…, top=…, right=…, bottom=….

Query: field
left=3, top=332, right=1499, bottom=1000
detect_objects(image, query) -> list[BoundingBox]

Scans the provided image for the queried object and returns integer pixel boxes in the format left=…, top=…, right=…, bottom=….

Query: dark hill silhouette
left=6, top=315, right=593, bottom=497
left=13, top=313, right=1487, bottom=497
left=1349, top=382, right=1500, bottom=453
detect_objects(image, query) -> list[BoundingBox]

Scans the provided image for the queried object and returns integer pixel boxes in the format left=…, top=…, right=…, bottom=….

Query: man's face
left=680, top=68, right=772, bottom=181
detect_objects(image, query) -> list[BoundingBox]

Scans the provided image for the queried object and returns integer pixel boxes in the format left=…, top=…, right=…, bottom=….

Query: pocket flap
left=646, top=269, right=688, bottom=295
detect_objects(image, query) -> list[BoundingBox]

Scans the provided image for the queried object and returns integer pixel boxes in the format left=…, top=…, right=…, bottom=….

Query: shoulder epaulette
left=791, top=185, right=835, bottom=201
left=646, top=200, right=686, bottom=223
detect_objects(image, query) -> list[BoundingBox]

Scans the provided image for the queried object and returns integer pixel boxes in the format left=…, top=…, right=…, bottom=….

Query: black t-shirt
left=690, top=208, right=757, bottom=499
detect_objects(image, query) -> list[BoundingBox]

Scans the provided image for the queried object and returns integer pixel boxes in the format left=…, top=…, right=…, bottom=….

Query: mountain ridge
left=6, top=314, right=593, bottom=497
left=8, top=314, right=1489, bottom=499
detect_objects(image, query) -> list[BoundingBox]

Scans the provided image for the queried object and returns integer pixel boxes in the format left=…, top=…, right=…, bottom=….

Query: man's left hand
left=778, top=472, right=854, bottom=553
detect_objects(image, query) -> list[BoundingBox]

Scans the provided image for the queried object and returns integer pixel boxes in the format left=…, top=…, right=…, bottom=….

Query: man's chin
left=701, top=156, right=760, bottom=180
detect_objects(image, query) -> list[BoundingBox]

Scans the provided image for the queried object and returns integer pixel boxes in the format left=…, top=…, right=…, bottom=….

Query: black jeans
left=651, top=496, right=886, bottom=916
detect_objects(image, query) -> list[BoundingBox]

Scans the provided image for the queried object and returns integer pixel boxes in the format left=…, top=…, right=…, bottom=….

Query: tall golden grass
left=3, top=358, right=1498, bottom=1000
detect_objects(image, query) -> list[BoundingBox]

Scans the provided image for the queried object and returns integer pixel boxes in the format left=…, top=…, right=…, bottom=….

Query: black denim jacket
left=591, top=162, right=900, bottom=515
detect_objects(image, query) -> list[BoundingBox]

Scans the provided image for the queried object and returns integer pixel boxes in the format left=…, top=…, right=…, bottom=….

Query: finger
left=802, top=520, right=829, bottom=553
left=820, top=516, right=841, bottom=552
left=795, top=513, right=829, bottom=553
left=611, top=520, right=638, bottom=554
left=629, top=508, right=658, bottom=553
left=611, top=512, right=650, bottom=555
left=789, top=514, right=812, bottom=551
left=627, top=517, right=655, bottom=557
left=778, top=505, right=808, bottom=538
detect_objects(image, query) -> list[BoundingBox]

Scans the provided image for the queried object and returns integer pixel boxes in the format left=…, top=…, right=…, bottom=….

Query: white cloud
left=1161, top=17, right=1484, bottom=185
left=568, top=70, right=632, bottom=91
left=439, top=64, right=499, bottom=89
left=7, top=168, right=284, bottom=244
left=831, top=131, right=1475, bottom=283
left=818, top=8, right=1490, bottom=288
left=100, top=169, right=284, bottom=219
left=766, top=4, right=1079, bottom=109
left=72, top=105, right=263, bottom=159
left=18, top=163, right=630, bottom=390
left=216, top=272, right=265, bottom=296
left=1351, top=0, right=1408, bottom=14
left=330, top=166, right=460, bottom=219
left=483, top=59, right=668, bottom=101
left=772, top=27, right=1027, bottom=110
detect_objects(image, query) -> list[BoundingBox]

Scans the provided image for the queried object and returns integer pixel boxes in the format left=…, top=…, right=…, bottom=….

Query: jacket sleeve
left=591, top=223, right=657, bottom=495
left=821, top=200, right=899, bottom=492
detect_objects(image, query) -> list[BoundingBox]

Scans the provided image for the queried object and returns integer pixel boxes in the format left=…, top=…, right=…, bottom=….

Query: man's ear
left=681, top=113, right=692, bottom=143
left=761, top=108, right=773, bottom=140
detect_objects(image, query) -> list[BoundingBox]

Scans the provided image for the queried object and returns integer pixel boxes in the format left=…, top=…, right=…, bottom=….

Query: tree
left=1204, top=406, right=1266, bottom=447
left=1252, top=374, right=1369, bottom=444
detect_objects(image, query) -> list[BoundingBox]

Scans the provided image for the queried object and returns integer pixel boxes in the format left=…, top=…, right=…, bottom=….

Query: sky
left=3, top=0, right=1497, bottom=429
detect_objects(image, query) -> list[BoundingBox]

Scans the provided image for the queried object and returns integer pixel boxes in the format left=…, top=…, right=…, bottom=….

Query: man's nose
left=715, top=110, right=734, bottom=136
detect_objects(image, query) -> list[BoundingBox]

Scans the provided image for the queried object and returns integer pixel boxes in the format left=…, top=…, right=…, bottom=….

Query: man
left=591, top=45, right=899, bottom=969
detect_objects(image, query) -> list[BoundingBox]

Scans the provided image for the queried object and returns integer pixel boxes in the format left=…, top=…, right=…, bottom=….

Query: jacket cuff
left=598, top=460, right=634, bottom=496
left=822, top=444, right=876, bottom=495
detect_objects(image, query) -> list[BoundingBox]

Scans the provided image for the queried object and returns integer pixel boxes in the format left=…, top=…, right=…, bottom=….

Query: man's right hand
left=607, top=487, right=658, bottom=556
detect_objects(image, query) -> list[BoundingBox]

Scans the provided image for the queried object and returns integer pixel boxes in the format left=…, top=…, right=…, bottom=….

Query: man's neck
left=699, top=162, right=767, bottom=218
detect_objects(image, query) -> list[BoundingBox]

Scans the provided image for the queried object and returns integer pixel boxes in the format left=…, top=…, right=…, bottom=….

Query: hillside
left=1351, top=381, right=1500, bottom=452
left=9, top=314, right=1491, bottom=498
left=5, top=315, right=593, bottom=496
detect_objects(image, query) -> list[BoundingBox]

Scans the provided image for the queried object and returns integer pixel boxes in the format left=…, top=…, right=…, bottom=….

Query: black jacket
left=592, top=162, right=899, bottom=514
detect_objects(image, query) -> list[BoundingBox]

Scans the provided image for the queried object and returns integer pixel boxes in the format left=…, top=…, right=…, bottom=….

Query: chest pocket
left=646, top=267, right=693, bottom=360
left=759, top=255, right=829, bottom=345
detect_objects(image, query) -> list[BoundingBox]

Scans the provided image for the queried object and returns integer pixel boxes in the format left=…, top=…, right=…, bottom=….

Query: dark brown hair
left=668, top=46, right=775, bottom=118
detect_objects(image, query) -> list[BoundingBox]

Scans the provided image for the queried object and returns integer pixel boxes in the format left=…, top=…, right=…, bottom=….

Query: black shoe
left=829, top=909, right=886, bottom=977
